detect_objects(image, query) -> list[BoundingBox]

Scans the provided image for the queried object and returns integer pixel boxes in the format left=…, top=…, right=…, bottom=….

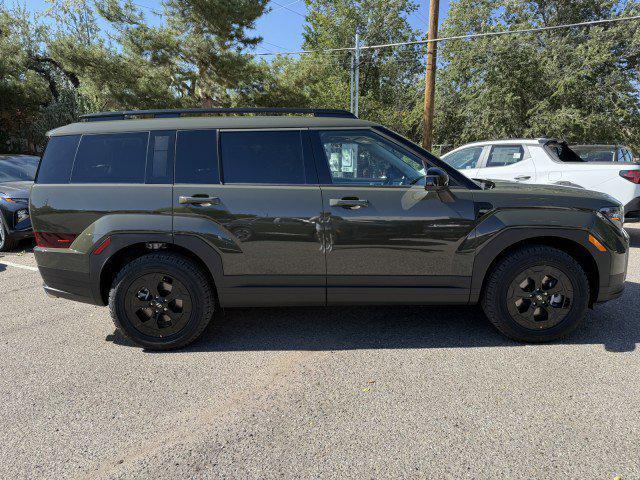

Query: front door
left=311, top=129, right=478, bottom=305
left=476, top=144, right=537, bottom=183
left=172, top=128, right=325, bottom=306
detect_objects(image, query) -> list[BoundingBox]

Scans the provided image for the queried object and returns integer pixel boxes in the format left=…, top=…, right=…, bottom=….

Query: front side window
left=318, top=130, right=423, bottom=186
left=71, top=132, right=148, bottom=183
left=486, top=145, right=525, bottom=167
left=443, top=147, right=483, bottom=170
left=220, top=130, right=306, bottom=184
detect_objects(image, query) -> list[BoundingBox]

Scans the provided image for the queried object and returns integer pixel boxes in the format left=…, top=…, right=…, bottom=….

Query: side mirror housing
left=424, top=167, right=450, bottom=190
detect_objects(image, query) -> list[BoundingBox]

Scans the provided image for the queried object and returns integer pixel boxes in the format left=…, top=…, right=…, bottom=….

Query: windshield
left=0, top=156, right=39, bottom=182
left=571, top=146, right=616, bottom=162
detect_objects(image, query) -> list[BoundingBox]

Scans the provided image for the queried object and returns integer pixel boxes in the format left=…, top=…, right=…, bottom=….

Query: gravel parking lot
left=1, top=226, right=639, bottom=479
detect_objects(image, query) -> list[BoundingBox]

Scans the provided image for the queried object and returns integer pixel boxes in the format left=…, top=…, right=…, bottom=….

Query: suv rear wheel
left=482, top=245, right=590, bottom=342
left=108, top=252, right=214, bottom=350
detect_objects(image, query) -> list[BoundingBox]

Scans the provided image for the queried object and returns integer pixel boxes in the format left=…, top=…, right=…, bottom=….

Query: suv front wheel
left=482, top=245, right=590, bottom=342
left=109, top=252, right=215, bottom=350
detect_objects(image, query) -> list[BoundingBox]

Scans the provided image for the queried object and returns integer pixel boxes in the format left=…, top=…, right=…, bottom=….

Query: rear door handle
left=329, top=198, right=369, bottom=209
left=179, top=195, right=221, bottom=206
left=514, top=175, right=531, bottom=181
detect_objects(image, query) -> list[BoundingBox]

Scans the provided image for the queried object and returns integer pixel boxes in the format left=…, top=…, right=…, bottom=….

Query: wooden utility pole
left=422, top=0, right=440, bottom=151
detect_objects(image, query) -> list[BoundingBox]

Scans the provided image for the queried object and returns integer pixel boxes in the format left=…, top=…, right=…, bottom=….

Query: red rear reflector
left=35, top=232, right=78, bottom=249
left=620, top=170, right=640, bottom=184
left=93, top=237, right=111, bottom=255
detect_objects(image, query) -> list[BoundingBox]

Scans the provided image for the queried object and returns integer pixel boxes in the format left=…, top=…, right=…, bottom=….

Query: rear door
left=476, top=144, right=536, bottom=183
left=172, top=129, right=326, bottom=307
left=311, top=128, right=477, bottom=305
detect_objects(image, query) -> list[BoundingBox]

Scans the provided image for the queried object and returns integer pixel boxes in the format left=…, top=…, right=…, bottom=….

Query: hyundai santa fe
left=30, top=108, right=629, bottom=350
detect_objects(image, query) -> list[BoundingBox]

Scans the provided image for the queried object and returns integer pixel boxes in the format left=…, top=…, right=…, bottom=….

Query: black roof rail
left=79, top=107, right=357, bottom=122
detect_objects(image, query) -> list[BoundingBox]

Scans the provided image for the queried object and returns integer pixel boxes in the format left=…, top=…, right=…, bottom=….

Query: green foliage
left=2, top=0, right=640, bottom=154
left=434, top=0, right=640, bottom=150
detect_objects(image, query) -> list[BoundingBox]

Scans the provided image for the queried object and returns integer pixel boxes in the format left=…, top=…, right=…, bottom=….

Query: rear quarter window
left=36, top=135, right=80, bottom=184
left=71, top=132, right=149, bottom=183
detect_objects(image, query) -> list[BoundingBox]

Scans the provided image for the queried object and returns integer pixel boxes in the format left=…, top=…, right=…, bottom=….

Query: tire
left=0, top=218, right=18, bottom=252
left=481, top=245, right=590, bottom=343
left=108, top=252, right=215, bottom=350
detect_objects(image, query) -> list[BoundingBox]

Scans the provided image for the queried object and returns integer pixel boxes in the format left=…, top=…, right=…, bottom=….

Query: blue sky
left=25, top=0, right=450, bottom=54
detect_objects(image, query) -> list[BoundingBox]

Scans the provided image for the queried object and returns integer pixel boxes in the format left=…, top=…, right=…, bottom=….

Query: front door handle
left=329, top=198, right=369, bottom=209
left=179, top=195, right=221, bottom=206
left=514, top=175, right=531, bottom=181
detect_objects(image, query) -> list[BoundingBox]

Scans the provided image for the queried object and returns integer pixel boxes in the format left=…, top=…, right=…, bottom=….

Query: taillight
left=35, top=232, right=78, bottom=249
left=619, top=170, right=640, bottom=184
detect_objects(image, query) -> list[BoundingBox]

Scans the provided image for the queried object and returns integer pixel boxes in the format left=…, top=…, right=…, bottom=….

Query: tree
left=266, top=0, right=425, bottom=141
left=433, top=0, right=640, bottom=150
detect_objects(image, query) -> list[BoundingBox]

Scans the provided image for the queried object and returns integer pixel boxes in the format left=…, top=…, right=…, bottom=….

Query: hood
left=0, top=181, right=32, bottom=199
left=475, top=179, right=620, bottom=211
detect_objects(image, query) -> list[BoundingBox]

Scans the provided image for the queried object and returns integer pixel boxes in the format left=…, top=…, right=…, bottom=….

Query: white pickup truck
left=441, top=138, right=640, bottom=221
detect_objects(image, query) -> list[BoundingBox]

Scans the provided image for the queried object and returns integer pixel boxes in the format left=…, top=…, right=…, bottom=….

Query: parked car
left=30, top=109, right=629, bottom=350
left=441, top=139, right=640, bottom=222
left=0, top=154, right=38, bottom=251
left=571, top=144, right=637, bottom=164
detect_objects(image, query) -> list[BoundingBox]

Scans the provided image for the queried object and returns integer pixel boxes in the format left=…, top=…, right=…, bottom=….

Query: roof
left=48, top=116, right=377, bottom=137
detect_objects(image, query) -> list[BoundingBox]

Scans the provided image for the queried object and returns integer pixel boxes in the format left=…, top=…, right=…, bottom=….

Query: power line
left=270, top=0, right=305, bottom=18
left=270, top=0, right=302, bottom=13
left=255, top=14, right=640, bottom=56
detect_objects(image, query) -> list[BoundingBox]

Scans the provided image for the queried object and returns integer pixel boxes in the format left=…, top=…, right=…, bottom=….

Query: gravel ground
left=1, top=226, right=639, bottom=480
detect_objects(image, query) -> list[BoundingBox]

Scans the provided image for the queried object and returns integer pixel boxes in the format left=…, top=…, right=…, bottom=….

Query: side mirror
left=424, top=167, right=449, bottom=190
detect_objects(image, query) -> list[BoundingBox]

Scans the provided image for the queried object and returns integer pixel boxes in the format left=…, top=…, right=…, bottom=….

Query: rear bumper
left=38, top=263, right=105, bottom=306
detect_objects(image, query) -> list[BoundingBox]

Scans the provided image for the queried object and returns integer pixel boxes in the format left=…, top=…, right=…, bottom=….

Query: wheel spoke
left=541, top=275, right=558, bottom=291
left=515, top=298, right=531, bottom=313
left=533, top=306, right=548, bottom=322
left=519, top=277, right=535, bottom=293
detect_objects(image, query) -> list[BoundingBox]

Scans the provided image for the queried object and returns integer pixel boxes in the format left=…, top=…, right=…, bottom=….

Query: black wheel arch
left=94, top=233, right=223, bottom=307
left=470, top=228, right=605, bottom=307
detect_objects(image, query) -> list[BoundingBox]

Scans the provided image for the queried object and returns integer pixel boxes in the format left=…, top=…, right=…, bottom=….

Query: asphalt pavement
left=1, top=226, right=639, bottom=479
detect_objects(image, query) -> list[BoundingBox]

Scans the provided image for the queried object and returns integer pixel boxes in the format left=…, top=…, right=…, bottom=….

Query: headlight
left=598, top=206, right=624, bottom=230
left=3, top=197, right=29, bottom=204
left=16, top=209, right=30, bottom=223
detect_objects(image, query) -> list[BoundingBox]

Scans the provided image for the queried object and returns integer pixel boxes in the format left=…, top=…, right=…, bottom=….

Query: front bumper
left=624, top=197, right=640, bottom=223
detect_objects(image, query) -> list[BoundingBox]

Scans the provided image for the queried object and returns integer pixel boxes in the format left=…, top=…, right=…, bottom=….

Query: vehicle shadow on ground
left=108, top=281, right=640, bottom=354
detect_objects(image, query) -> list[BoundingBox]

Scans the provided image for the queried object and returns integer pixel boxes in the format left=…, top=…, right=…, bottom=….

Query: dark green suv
left=30, top=108, right=629, bottom=350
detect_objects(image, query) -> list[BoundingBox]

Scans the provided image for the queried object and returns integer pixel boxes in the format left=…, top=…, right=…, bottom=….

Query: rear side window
left=36, top=135, right=80, bottom=184
left=175, top=130, right=219, bottom=184
left=71, top=132, right=148, bottom=183
left=220, top=130, right=305, bottom=184
left=487, top=145, right=524, bottom=167
left=443, top=147, right=483, bottom=170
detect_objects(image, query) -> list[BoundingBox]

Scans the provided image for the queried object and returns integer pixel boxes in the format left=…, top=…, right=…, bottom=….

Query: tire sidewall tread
left=108, top=252, right=214, bottom=350
left=482, top=245, right=590, bottom=343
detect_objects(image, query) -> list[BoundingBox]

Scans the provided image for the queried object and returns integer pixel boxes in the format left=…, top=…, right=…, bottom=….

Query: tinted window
left=71, top=132, right=148, bottom=183
left=487, top=145, right=524, bottom=167
left=146, top=131, right=175, bottom=184
left=443, top=147, right=483, bottom=170
left=220, top=131, right=305, bottom=184
left=175, top=130, right=219, bottom=184
left=0, top=156, right=39, bottom=182
left=319, top=130, right=423, bottom=186
left=36, top=135, right=80, bottom=184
